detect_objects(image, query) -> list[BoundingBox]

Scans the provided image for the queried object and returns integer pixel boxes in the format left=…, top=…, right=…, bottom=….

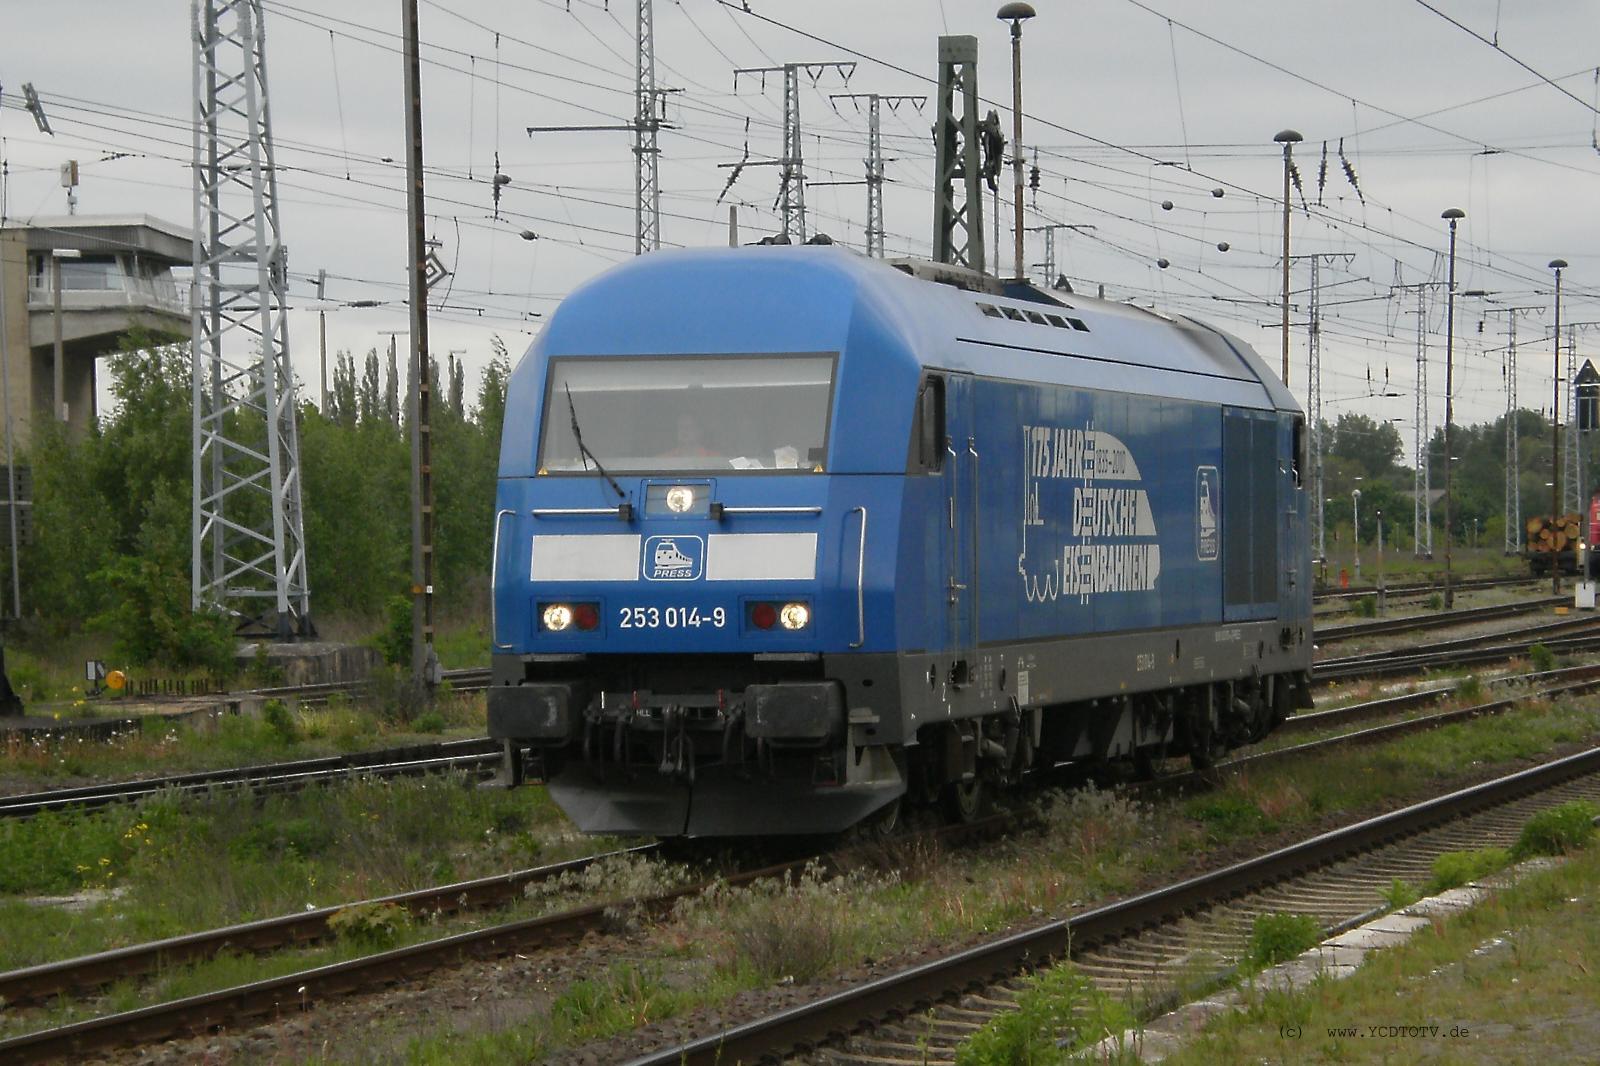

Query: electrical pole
left=316, top=268, right=328, bottom=412
left=733, top=62, right=855, bottom=242
left=826, top=93, right=926, bottom=258
left=402, top=0, right=437, bottom=689
left=1564, top=323, right=1582, bottom=515
left=932, top=36, right=984, bottom=273
left=1308, top=254, right=1324, bottom=561
left=191, top=0, right=312, bottom=638
left=1274, top=129, right=1303, bottom=385
left=1483, top=304, right=1540, bottom=553
left=527, top=0, right=676, bottom=254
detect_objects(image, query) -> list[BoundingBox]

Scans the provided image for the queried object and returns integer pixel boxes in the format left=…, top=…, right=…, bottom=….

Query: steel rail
left=1315, top=595, right=1567, bottom=644
left=1313, top=574, right=1532, bottom=604
left=0, top=844, right=656, bottom=1007
left=0, top=817, right=1007, bottom=1063
left=623, top=744, right=1600, bottom=1065
left=0, top=739, right=501, bottom=819
left=3, top=661, right=1588, bottom=1059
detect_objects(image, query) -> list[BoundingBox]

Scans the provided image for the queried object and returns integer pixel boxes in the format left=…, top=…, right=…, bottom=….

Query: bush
left=1454, top=675, right=1483, bottom=703
left=1427, top=847, right=1511, bottom=892
left=1529, top=643, right=1557, bottom=673
left=1425, top=593, right=1444, bottom=611
left=377, top=594, right=412, bottom=667
left=956, top=964, right=1133, bottom=1065
left=1351, top=595, right=1377, bottom=619
left=90, top=556, right=237, bottom=677
left=1246, top=912, right=1322, bottom=968
left=261, top=699, right=299, bottom=743
left=1512, top=800, right=1599, bottom=859
left=413, top=711, right=447, bottom=734
left=326, top=900, right=412, bottom=948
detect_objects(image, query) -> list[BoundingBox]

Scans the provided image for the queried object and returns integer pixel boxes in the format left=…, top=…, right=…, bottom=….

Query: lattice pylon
left=633, top=0, right=661, bottom=254
left=190, top=0, right=311, bottom=638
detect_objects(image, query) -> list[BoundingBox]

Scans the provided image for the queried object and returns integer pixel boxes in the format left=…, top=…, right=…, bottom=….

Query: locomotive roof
left=535, top=246, right=1298, bottom=415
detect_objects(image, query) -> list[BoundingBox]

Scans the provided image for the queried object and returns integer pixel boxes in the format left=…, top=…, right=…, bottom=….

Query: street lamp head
left=997, top=2, right=1036, bottom=24
left=1550, top=258, right=1569, bottom=271
left=1273, top=129, right=1303, bottom=144
left=1442, top=207, right=1465, bottom=221
left=1352, top=488, right=1361, bottom=500
left=1463, top=289, right=1487, bottom=297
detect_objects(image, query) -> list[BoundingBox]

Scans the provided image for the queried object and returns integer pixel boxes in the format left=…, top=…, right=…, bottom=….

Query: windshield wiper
left=564, top=384, right=626, bottom=500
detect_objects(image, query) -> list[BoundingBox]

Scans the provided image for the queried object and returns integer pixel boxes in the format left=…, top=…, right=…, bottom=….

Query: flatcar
left=488, top=247, right=1314, bottom=837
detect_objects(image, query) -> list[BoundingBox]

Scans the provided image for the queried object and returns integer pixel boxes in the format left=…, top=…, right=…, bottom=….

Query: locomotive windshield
left=538, top=354, right=835, bottom=473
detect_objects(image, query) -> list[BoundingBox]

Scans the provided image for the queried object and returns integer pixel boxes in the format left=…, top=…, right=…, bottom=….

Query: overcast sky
left=3, top=0, right=1599, bottom=449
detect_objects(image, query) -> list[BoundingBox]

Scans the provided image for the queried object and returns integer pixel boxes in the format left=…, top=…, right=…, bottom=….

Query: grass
left=1155, top=837, right=1600, bottom=1065
left=362, top=696, right=1600, bottom=1065
left=0, top=687, right=487, bottom=787
left=0, top=773, right=614, bottom=975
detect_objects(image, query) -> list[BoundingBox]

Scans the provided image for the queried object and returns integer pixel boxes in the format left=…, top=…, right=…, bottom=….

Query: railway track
left=1315, top=615, right=1600, bottom=681
left=1314, top=595, right=1568, bottom=644
left=1312, top=573, right=1533, bottom=605
left=0, top=738, right=501, bottom=819
left=1, top=662, right=1591, bottom=1061
left=626, top=746, right=1600, bottom=1065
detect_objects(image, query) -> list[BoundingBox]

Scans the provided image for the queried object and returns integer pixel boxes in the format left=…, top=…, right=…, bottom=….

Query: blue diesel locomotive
left=488, top=247, right=1314, bottom=837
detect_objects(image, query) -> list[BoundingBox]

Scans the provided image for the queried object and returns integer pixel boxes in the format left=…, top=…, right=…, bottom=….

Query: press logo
left=643, top=535, right=703, bottom=581
left=1196, top=466, right=1219, bottom=561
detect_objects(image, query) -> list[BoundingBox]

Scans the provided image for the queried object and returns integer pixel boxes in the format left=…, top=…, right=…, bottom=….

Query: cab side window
left=909, top=375, right=946, bottom=473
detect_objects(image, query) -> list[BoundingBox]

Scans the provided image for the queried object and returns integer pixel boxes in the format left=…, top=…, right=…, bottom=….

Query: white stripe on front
left=706, top=533, right=818, bottom=581
left=530, top=535, right=641, bottom=581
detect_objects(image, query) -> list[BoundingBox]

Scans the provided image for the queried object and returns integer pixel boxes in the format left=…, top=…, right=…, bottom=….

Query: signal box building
left=0, top=214, right=191, bottom=447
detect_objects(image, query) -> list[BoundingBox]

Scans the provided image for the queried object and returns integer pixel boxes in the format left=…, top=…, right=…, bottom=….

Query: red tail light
left=573, top=603, right=600, bottom=630
left=750, top=602, right=777, bottom=630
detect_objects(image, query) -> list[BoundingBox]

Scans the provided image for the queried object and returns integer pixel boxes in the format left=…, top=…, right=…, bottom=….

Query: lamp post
left=1375, top=508, right=1386, bottom=613
left=1273, top=130, right=1302, bottom=384
left=998, top=3, right=1036, bottom=282
left=1352, top=487, right=1362, bottom=583
left=1441, top=208, right=1464, bottom=608
left=1551, top=258, right=1569, bottom=595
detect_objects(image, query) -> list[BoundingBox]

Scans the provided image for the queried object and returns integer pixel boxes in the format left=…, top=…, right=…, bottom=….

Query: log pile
left=1525, top=513, right=1581, bottom=554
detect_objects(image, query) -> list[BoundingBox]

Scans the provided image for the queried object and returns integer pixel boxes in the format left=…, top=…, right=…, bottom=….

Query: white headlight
left=665, top=485, right=696, bottom=513
left=542, top=604, right=573, bottom=631
left=779, top=602, right=810, bottom=630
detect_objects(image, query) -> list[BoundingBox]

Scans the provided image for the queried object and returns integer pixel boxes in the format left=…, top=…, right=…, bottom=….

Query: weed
left=413, top=711, right=447, bottom=734
left=1427, top=847, right=1511, bottom=892
left=1529, top=642, right=1557, bottom=673
left=718, top=869, right=849, bottom=984
left=1379, top=878, right=1421, bottom=911
left=327, top=900, right=413, bottom=947
left=549, top=963, right=682, bottom=1033
left=1246, top=913, right=1322, bottom=969
left=1351, top=595, right=1377, bottom=618
left=1512, top=799, right=1599, bottom=858
left=1425, top=593, right=1444, bottom=610
left=956, top=964, right=1134, bottom=1065
left=1453, top=674, right=1483, bottom=703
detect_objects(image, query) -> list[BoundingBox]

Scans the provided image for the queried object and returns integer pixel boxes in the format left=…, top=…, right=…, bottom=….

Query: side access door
left=943, top=372, right=978, bottom=683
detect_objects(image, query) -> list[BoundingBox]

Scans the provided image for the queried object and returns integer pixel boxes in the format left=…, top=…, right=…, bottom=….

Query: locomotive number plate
left=618, top=606, right=728, bottom=629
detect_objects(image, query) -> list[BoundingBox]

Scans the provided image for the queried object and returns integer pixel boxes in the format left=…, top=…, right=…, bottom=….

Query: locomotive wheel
left=942, top=777, right=985, bottom=823
left=861, top=797, right=902, bottom=840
